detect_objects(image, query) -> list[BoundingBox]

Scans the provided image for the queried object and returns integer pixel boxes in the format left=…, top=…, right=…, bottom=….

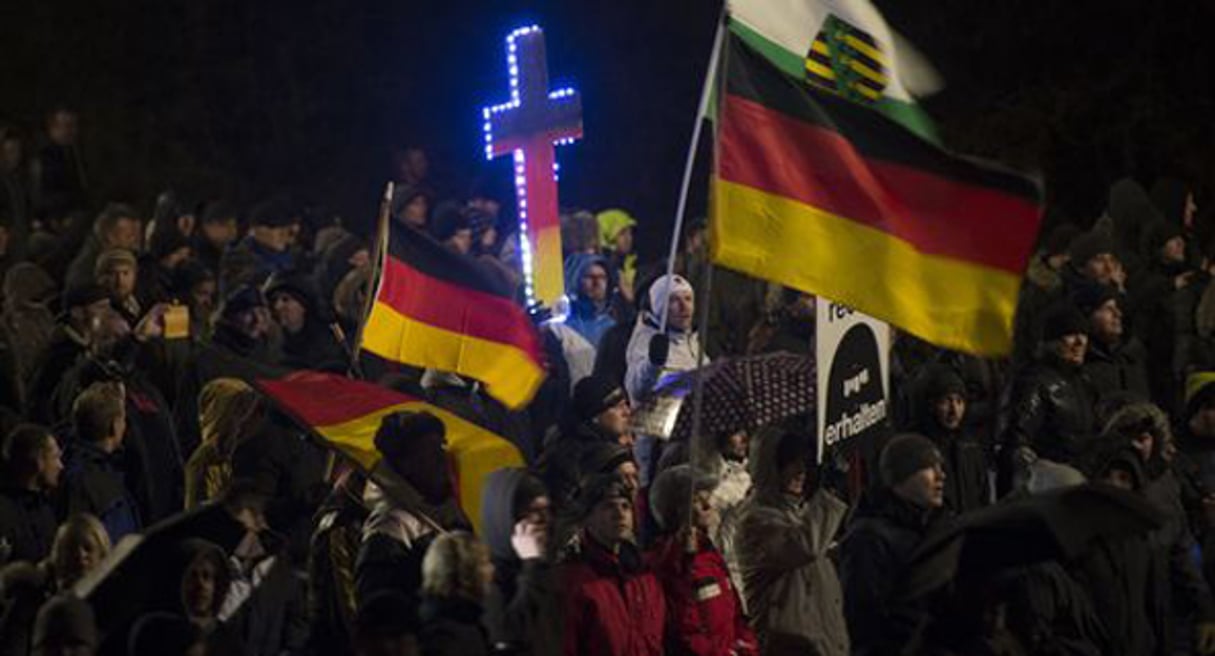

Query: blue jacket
left=563, top=253, right=616, bottom=349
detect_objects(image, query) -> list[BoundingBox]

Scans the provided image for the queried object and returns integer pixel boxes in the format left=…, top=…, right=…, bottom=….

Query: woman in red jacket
left=647, top=464, right=759, bottom=656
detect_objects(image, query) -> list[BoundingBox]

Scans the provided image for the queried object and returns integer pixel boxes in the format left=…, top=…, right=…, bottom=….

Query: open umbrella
left=900, top=483, right=1164, bottom=600
left=630, top=352, right=816, bottom=443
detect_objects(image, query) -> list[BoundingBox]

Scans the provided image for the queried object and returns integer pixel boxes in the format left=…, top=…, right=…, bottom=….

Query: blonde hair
left=198, top=378, right=262, bottom=456
left=421, top=531, right=490, bottom=601
left=51, top=513, right=111, bottom=587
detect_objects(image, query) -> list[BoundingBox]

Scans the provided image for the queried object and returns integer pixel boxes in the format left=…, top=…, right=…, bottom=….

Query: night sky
left=3, top=0, right=1213, bottom=254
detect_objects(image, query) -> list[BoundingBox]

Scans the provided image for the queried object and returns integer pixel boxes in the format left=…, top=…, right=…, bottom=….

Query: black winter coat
left=1000, top=357, right=1097, bottom=465
left=1082, top=337, right=1151, bottom=407
left=420, top=597, right=490, bottom=656
left=1074, top=532, right=1168, bottom=656
left=839, top=488, right=946, bottom=656
left=0, top=487, right=57, bottom=566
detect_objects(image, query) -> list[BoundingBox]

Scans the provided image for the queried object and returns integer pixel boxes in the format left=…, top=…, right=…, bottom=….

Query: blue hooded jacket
left=563, top=253, right=616, bottom=349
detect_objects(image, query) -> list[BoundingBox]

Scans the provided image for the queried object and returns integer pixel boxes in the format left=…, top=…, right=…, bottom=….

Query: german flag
left=711, top=34, right=1042, bottom=356
left=258, top=371, right=524, bottom=534
left=359, top=221, right=545, bottom=409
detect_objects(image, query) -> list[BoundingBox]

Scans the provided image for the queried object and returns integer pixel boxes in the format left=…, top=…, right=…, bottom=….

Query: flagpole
left=658, top=7, right=727, bottom=333
left=350, top=181, right=394, bottom=374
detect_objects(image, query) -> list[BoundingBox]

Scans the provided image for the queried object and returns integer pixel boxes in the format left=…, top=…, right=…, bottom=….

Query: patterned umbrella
left=660, top=352, right=816, bottom=443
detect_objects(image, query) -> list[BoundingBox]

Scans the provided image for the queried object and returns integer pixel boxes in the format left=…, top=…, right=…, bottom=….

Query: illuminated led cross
left=482, top=25, right=583, bottom=308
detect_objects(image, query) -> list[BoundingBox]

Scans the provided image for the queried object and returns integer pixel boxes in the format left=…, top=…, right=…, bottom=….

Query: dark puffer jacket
left=1000, top=355, right=1098, bottom=465
left=1082, top=337, right=1151, bottom=407
left=839, top=488, right=948, bottom=656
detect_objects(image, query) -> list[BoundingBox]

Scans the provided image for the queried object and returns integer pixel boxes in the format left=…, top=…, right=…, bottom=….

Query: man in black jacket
left=999, top=304, right=1098, bottom=491
left=840, top=433, right=949, bottom=656
left=0, top=424, right=62, bottom=565
left=910, top=365, right=991, bottom=514
left=1073, top=282, right=1151, bottom=406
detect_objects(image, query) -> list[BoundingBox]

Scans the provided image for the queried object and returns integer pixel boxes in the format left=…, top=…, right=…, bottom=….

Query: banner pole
left=659, top=7, right=727, bottom=333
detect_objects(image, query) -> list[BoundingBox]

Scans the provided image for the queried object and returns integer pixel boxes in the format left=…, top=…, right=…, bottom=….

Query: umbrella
left=900, top=483, right=1164, bottom=600
left=655, top=352, right=816, bottom=443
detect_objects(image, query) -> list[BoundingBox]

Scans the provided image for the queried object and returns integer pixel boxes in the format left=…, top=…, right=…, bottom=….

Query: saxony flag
left=258, top=371, right=524, bottom=534
left=728, top=0, right=940, bottom=141
left=710, top=33, right=1043, bottom=356
left=359, top=221, right=545, bottom=409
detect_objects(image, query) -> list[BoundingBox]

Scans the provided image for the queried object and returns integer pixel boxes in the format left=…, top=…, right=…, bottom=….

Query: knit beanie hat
left=648, top=464, right=717, bottom=530
left=920, top=364, right=966, bottom=403
left=1070, top=282, right=1119, bottom=318
left=596, top=209, right=637, bottom=247
left=879, top=433, right=943, bottom=487
left=1068, top=231, right=1116, bottom=266
left=1042, top=223, right=1082, bottom=257
left=572, top=374, right=627, bottom=423
left=1041, top=303, right=1089, bottom=342
left=374, top=411, right=446, bottom=465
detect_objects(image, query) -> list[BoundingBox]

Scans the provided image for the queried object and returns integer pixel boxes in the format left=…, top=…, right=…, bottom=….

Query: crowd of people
left=3, top=103, right=1215, bottom=656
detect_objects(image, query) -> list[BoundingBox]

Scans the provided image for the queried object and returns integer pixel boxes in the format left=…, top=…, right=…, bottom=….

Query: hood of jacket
left=480, top=467, right=531, bottom=562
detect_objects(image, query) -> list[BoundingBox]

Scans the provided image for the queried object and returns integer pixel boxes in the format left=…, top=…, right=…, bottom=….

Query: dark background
left=2, top=0, right=1213, bottom=254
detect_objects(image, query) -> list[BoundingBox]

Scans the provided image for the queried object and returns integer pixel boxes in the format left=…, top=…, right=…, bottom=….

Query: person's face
left=594, top=395, right=631, bottom=437
left=182, top=556, right=219, bottom=619
left=58, top=531, right=105, bottom=587
left=191, top=280, right=216, bottom=318
left=202, top=218, right=238, bottom=247
left=270, top=292, right=307, bottom=334
left=933, top=393, right=967, bottom=432
left=667, top=289, right=695, bottom=331
left=36, top=436, right=64, bottom=490
left=0, top=226, right=9, bottom=258
left=1190, top=402, right=1215, bottom=439
left=684, top=227, right=706, bottom=255
left=402, top=196, right=428, bottom=228
left=580, top=264, right=609, bottom=303
left=780, top=460, right=806, bottom=497
left=349, top=248, right=371, bottom=270
left=617, top=461, right=640, bottom=493
left=479, top=225, right=498, bottom=251
left=1053, top=333, right=1088, bottom=366
left=721, top=431, right=749, bottom=460
left=47, top=111, right=79, bottom=145
left=176, top=213, right=196, bottom=237
left=1104, top=467, right=1136, bottom=491
left=445, top=229, right=472, bottom=256
left=232, top=307, right=270, bottom=340
left=108, top=217, right=141, bottom=251
left=0, top=138, right=21, bottom=172
left=614, top=227, right=634, bottom=255
left=1083, top=252, right=1117, bottom=285
left=1186, top=193, right=1199, bottom=230
left=1090, top=298, right=1122, bottom=344
left=691, top=489, right=717, bottom=533
left=520, top=495, right=551, bottom=546
left=161, top=246, right=191, bottom=271
left=586, top=496, right=633, bottom=547
left=403, top=149, right=429, bottom=181
left=1131, top=431, right=1155, bottom=463
left=252, top=225, right=291, bottom=252
left=1163, top=236, right=1187, bottom=263
left=99, top=263, right=137, bottom=299
left=286, top=221, right=301, bottom=247
left=895, top=463, right=947, bottom=509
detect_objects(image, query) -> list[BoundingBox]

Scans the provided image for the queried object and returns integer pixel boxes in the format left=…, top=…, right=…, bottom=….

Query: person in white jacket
left=625, top=274, right=709, bottom=485
left=624, top=274, right=707, bottom=403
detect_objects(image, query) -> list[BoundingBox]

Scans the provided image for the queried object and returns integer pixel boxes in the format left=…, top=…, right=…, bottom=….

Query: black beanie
left=374, top=411, right=445, bottom=464
left=921, top=364, right=966, bottom=403
left=572, top=375, right=627, bottom=423
left=1070, top=282, right=1119, bottom=318
left=1042, top=223, right=1082, bottom=258
left=1041, top=303, right=1089, bottom=342
left=879, top=433, right=943, bottom=487
left=775, top=430, right=811, bottom=468
left=1068, top=231, right=1115, bottom=265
